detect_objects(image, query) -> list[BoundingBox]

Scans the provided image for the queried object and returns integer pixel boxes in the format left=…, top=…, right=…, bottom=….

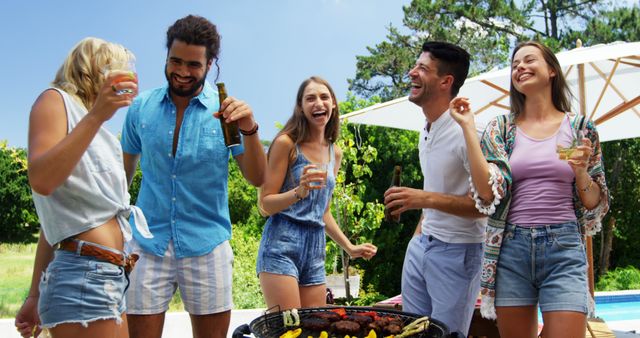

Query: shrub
left=596, top=266, right=640, bottom=291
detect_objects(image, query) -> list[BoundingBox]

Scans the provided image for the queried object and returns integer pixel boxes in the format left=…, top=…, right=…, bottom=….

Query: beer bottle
left=216, top=83, right=241, bottom=147
left=384, top=165, right=402, bottom=223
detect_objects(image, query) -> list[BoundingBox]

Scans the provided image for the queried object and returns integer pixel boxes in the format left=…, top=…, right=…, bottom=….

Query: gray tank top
left=31, top=88, right=151, bottom=245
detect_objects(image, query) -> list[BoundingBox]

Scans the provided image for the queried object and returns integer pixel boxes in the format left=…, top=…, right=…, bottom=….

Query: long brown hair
left=268, top=76, right=340, bottom=161
left=509, top=41, right=573, bottom=116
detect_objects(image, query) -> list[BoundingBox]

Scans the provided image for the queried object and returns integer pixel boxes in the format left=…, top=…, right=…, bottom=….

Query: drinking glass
left=557, top=130, right=584, bottom=161
left=307, top=163, right=329, bottom=189
left=103, top=51, right=137, bottom=95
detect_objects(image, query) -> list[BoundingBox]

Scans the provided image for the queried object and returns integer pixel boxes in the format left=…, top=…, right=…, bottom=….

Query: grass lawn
left=0, top=243, right=186, bottom=319
left=0, top=227, right=264, bottom=318
left=0, top=243, right=36, bottom=318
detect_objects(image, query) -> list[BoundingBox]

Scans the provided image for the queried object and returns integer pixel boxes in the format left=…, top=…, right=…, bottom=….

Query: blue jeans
left=495, top=221, right=588, bottom=313
left=401, top=234, right=483, bottom=336
left=38, top=244, right=128, bottom=328
left=256, top=214, right=326, bottom=286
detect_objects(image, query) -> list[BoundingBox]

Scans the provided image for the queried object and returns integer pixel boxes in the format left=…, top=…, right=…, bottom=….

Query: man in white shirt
left=384, top=41, right=486, bottom=336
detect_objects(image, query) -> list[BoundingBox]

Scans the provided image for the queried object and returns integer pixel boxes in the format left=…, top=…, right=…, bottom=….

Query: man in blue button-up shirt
left=121, top=15, right=266, bottom=338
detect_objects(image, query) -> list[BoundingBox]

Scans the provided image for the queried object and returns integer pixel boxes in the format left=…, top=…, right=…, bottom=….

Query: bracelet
left=580, top=179, right=594, bottom=193
left=293, top=187, right=303, bottom=201
left=239, top=123, right=259, bottom=136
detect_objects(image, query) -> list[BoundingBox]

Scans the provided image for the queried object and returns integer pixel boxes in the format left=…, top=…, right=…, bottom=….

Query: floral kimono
left=477, top=112, right=610, bottom=319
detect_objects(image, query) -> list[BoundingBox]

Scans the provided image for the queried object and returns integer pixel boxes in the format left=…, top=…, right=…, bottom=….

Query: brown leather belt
left=58, top=239, right=139, bottom=274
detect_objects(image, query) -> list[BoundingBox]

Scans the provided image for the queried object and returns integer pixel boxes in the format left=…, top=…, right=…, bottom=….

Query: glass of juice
left=103, top=51, right=137, bottom=95
left=307, top=163, right=328, bottom=189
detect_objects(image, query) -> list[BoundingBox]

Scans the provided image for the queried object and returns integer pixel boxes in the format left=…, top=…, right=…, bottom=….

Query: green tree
left=562, top=5, right=640, bottom=47
left=597, top=139, right=640, bottom=272
left=228, top=159, right=264, bottom=238
left=348, top=0, right=614, bottom=100
left=336, top=95, right=423, bottom=297
left=0, top=141, right=39, bottom=243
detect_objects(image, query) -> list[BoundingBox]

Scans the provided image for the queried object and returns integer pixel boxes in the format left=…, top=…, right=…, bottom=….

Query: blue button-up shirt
left=121, top=82, right=244, bottom=258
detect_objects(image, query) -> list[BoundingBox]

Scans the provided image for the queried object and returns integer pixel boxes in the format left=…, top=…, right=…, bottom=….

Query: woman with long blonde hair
left=14, top=37, right=150, bottom=338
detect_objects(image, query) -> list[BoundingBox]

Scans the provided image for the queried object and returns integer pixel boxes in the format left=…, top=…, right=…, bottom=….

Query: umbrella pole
left=577, top=39, right=597, bottom=338
left=576, top=38, right=594, bottom=298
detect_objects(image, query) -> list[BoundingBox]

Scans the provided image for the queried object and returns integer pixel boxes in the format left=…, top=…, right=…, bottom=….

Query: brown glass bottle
left=216, top=83, right=241, bottom=147
left=384, top=165, right=402, bottom=223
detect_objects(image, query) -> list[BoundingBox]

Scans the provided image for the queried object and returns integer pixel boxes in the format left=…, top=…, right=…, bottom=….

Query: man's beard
left=165, top=64, right=208, bottom=98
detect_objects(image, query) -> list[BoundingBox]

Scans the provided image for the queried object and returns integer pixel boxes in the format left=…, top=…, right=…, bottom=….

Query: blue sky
left=0, top=0, right=411, bottom=148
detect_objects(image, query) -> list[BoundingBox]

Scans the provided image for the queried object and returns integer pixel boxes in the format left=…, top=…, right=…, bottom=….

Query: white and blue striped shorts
left=125, top=240, right=234, bottom=315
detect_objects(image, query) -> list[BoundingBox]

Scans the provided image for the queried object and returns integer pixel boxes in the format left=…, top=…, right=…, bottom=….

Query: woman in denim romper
left=450, top=41, right=609, bottom=338
left=257, top=77, right=377, bottom=310
left=14, top=38, right=150, bottom=338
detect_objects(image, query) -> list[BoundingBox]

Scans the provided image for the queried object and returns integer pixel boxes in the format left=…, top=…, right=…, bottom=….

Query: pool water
left=537, top=292, right=640, bottom=322
left=594, top=293, right=640, bottom=322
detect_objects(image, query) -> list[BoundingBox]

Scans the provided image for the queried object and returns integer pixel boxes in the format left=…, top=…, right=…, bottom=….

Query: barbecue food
left=331, top=320, right=361, bottom=335
left=345, top=314, right=373, bottom=327
left=301, top=317, right=331, bottom=332
left=310, top=311, right=342, bottom=322
left=368, top=316, right=404, bottom=335
left=383, top=323, right=403, bottom=335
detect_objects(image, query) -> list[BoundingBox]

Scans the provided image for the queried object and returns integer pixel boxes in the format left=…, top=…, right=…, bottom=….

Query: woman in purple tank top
left=449, top=41, right=609, bottom=338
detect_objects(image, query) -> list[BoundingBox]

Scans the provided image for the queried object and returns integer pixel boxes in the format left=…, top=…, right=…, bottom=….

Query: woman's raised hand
left=449, top=96, right=474, bottom=127
left=89, top=70, right=138, bottom=123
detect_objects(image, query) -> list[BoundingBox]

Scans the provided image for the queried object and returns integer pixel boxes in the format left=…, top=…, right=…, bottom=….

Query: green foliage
left=596, top=266, right=640, bottom=291
left=128, top=164, right=142, bottom=205
left=0, top=141, right=39, bottom=243
left=595, top=139, right=640, bottom=271
left=348, top=0, right=617, bottom=100
left=352, top=284, right=389, bottom=307
left=333, top=95, right=422, bottom=297
left=562, top=5, right=640, bottom=46
left=230, top=223, right=266, bottom=309
left=228, top=159, right=265, bottom=238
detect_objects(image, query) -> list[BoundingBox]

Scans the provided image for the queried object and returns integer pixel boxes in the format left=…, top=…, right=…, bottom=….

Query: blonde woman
left=14, top=37, right=151, bottom=338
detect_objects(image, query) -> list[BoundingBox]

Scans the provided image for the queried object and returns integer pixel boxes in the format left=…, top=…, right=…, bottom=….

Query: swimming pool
left=594, top=291, right=640, bottom=322
left=536, top=290, right=640, bottom=322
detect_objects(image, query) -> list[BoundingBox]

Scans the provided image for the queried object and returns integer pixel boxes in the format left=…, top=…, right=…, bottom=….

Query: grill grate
left=247, top=306, right=449, bottom=338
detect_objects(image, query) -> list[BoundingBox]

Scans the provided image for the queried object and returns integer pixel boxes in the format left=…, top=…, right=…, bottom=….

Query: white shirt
left=32, top=88, right=151, bottom=245
left=418, top=111, right=486, bottom=243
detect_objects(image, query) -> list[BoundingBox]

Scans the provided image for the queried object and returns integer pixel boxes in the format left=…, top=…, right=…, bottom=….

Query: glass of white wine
left=557, top=130, right=585, bottom=161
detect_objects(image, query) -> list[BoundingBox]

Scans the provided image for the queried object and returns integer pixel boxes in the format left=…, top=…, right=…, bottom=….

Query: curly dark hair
left=166, top=15, right=221, bottom=77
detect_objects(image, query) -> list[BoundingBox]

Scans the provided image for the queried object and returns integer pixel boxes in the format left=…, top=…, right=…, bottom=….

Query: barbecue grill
left=232, top=306, right=451, bottom=338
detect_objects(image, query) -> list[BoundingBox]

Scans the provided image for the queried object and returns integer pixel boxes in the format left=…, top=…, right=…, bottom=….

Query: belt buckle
left=124, top=253, right=140, bottom=273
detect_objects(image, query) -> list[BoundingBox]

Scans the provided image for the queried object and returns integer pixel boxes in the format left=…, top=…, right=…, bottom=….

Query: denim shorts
left=256, top=214, right=326, bottom=286
left=38, top=244, right=128, bottom=328
left=495, top=221, right=588, bottom=313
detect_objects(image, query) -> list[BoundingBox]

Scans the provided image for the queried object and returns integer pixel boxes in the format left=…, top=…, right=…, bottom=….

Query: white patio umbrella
left=340, top=41, right=640, bottom=142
